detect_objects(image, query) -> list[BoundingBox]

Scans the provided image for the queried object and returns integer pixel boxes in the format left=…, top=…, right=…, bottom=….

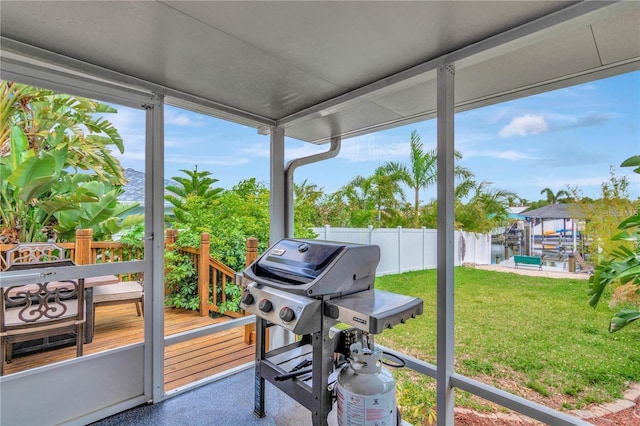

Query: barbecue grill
left=240, top=238, right=423, bottom=425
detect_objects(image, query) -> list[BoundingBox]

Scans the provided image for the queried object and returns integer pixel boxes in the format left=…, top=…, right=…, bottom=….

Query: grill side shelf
left=324, top=289, right=424, bottom=334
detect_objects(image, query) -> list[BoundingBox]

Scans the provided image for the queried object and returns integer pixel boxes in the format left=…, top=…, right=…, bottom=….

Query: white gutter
left=284, top=137, right=341, bottom=238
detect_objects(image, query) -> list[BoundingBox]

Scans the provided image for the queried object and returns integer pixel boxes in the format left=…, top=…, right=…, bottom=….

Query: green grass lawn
left=374, top=267, right=640, bottom=421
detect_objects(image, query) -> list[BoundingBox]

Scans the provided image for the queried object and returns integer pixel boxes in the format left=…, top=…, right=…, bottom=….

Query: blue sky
left=111, top=70, right=639, bottom=204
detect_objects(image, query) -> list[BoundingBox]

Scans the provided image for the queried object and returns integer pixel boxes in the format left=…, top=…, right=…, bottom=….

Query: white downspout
left=284, top=137, right=341, bottom=238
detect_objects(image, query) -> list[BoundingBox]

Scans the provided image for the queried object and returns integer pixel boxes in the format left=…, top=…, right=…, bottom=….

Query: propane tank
left=336, top=342, right=397, bottom=426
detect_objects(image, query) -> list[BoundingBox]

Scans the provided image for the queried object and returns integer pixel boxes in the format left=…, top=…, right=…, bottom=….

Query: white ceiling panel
left=286, top=100, right=405, bottom=144
left=456, top=26, right=602, bottom=103
left=1, top=1, right=638, bottom=143
left=165, top=1, right=576, bottom=89
left=0, top=1, right=342, bottom=119
left=591, top=8, right=640, bottom=66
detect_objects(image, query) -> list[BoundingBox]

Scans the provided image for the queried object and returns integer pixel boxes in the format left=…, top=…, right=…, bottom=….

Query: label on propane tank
left=336, top=385, right=396, bottom=426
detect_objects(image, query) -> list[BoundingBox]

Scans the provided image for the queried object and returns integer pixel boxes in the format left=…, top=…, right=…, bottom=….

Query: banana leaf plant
left=53, top=179, right=142, bottom=241
left=1, top=81, right=126, bottom=185
left=1, top=127, right=142, bottom=243
left=588, top=155, right=640, bottom=332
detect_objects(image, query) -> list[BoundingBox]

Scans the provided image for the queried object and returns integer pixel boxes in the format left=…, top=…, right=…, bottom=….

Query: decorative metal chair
left=4, top=242, right=67, bottom=266
left=1, top=260, right=85, bottom=375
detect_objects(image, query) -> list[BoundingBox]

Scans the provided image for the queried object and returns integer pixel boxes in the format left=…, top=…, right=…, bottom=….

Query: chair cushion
left=93, top=281, right=143, bottom=303
left=4, top=300, right=80, bottom=329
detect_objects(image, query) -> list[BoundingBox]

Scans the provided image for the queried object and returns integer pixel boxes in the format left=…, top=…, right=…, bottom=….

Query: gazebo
left=522, top=203, right=584, bottom=255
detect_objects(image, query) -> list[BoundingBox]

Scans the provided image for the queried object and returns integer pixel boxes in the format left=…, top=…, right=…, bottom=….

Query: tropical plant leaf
left=611, top=229, right=637, bottom=241
left=81, top=197, right=118, bottom=228
left=620, top=155, right=640, bottom=173
left=93, top=103, right=118, bottom=114
left=38, top=191, right=99, bottom=214
left=38, top=199, right=81, bottom=215
left=10, top=125, right=28, bottom=159
left=113, top=202, right=140, bottom=217
left=119, top=213, right=145, bottom=229
left=610, top=309, right=640, bottom=332
left=100, top=217, right=121, bottom=235
left=9, top=125, right=34, bottom=169
left=7, top=155, right=56, bottom=192
left=618, top=213, right=640, bottom=229
left=16, top=175, right=57, bottom=203
left=55, top=209, right=82, bottom=232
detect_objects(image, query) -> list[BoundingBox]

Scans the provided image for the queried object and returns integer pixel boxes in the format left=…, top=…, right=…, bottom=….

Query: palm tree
left=293, top=179, right=324, bottom=227
left=455, top=181, right=518, bottom=233
left=294, top=179, right=323, bottom=205
left=338, top=167, right=405, bottom=227
left=540, top=187, right=571, bottom=204
left=165, top=166, right=224, bottom=224
left=505, top=194, right=525, bottom=207
left=471, top=181, right=518, bottom=217
left=383, top=130, right=473, bottom=222
left=369, top=166, right=406, bottom=223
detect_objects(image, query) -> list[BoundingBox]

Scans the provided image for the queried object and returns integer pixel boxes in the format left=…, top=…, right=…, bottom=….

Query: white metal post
left=145, top=93, right=166, bottom=403
left=268, top=126, right=293, bottom=347
left=436, top=63, right=456, bottom=425
left=270, top=127, right=286, bottom=243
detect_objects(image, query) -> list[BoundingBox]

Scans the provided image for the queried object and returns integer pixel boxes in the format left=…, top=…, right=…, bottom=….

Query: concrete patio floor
left=91, top=367, right=321, bottom=426
left=479, top=257, right=590, bottom=280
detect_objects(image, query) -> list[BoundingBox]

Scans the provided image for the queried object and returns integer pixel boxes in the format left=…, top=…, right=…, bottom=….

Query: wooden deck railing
left=169, top=231, right=244, bottom=318
left=0, top=229, right=258, bottom=320
left=1, top=230, right=144, bottom=281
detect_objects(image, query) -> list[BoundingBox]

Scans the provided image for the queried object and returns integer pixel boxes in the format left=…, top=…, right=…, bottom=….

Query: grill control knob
left=241, top=292, right=254, bottom=305
left=279, top=307, right=295, bottom=322
left=259, top=299, right=273, bottom=313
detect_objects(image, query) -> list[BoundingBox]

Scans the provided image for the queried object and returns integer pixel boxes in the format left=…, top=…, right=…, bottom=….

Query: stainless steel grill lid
left=243, top=238, right=380, bottom=297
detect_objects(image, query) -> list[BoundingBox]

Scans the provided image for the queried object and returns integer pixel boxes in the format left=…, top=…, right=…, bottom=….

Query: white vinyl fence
left=312, top=226, right=491, bottom=276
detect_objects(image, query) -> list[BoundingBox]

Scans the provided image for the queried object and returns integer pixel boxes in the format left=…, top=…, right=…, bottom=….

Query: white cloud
left=165, top=154, right=249, bottom=166
left=165, top=138, right=186, bottom=148
left=499, top=114, right=549, bottom=137
left=114, top=150, right=146, bottom=161
left=238, top=142, right=270, bottom=158
left=493, top=150, right=539, bottom=161
left=165, top=110, right=207, bottom=127
left=463, top=148, right=539, bottom=161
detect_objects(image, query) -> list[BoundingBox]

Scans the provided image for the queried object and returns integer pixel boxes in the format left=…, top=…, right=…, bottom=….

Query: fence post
left=422, top=227, right=426, bottom=270
left=324, top=224, right=330, bottom=240
left=75, top=229, right=93, bottom=265
left=244, top=237, right=259, bottom=344
left=245, top=237, right=259, bottom=267
left=368, top=225, right=373, bottom=244
left=198, top=233, right=210, bottom=317
left=164, top=229, right=178, bottom=296
left=165, top=228, right=178, bottom=246
left=397, top=226, right=402, bottom=274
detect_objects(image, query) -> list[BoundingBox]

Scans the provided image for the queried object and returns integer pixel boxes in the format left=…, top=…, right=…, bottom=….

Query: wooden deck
left=2, top=304, right=255, bottom=391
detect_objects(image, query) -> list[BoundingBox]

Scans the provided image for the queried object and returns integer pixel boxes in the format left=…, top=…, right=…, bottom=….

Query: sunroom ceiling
left=1, top=1, right=638, bottom=144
